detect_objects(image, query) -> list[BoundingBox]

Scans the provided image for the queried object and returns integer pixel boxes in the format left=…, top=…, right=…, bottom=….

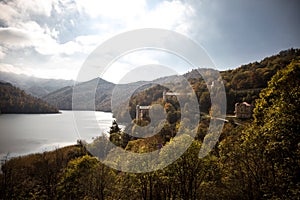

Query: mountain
left=0, top=72, right=74, bottom=97
left=42, top=78, right=157, bottom=112
left=120, top=48, right=300, bottom=116
left=0, top=81, right=58, bottom=114
left=42, top=73, right=181, bottom=112
left=43, top=78, right=115, bottom=112
left=43, top=48, right=300, bottom=113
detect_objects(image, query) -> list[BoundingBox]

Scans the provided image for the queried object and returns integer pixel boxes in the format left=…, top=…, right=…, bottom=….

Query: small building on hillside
left=136, top=105, right=151, bottom=121
left=163, top=91, right=193, bottom=101
left=234, top=102, right=253, bottom=119
left=207, top=79, right=224, bottom=90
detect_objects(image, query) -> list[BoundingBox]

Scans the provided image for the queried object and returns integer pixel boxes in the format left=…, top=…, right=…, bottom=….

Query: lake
left=0, top=110, right=114, bottom=160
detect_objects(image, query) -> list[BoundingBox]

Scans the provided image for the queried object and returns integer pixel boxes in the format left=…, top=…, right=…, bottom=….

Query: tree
left=58, top=155, right=103, bottom=199
left=218, top=60, right=300, bottom=199
left=109, top=120, right=121, bottom=134
left=253, top=60, right=300, bottom=198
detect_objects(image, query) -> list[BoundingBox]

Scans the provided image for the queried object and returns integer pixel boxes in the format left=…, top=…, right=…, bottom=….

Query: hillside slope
left=43, top=48, right=300, bottom=113
left=184, top=48, right=300, bottom=113
left=125, top=48, right=300, bottom=115
left=0, top=81, right=58, bottom=114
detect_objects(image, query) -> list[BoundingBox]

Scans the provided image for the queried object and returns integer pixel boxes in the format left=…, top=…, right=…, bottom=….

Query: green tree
left=109, top=120, right=121, bottom=134
left=219, top=60, right=300, bottom=199
left=58, top=155, right=96, bottom=199
left=253, top=60, right=300, bottom=198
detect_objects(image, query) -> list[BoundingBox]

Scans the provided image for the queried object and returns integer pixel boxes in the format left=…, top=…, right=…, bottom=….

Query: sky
left=0, top=0, right=299, bottom=83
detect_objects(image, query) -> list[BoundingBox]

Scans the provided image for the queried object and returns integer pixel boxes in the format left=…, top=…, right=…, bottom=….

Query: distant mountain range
left=1, top=48, right=299, bottom=114
left=0, top=72, right=74, bottom=97
left=42, top=76, right=174, bottom=112
left=43, top=78, right=115, bottom=112
left=42, top=49, right=300, bottom=113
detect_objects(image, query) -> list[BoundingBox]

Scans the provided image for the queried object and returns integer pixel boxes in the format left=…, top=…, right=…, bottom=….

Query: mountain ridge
left=42, top=48, right=300, bottom=113
left=2, top=48, right=299, bottom=113
left=0, top=72, right=74, bottom=97
left=0, top=81, right=59, bottom=114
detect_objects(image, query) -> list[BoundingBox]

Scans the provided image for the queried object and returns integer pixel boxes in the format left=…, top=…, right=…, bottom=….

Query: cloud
left=0, top=56, right=82, bottom=80
left=0, top=0, right=230, bottom=81
left=0, top=27, right=33, bottom=48
left=0, top=2, right=20, bottom=25
left=0, top=1, right=196, bottom=48
left=0, top=26, right=84, bottom=56
left=16, top=21, right=46, bottom=32
left=59, top=41, right=82, bottom=55
left=0, top=46, right=6, bottom=59
left=16, top=0, right=55, bottom=17
left=73, top=0, right=197, bottom=82
left=0, top=0, right=58, bottom=26
left=0, top=27, right=57, bottom=54
left=75, top=35, right=109, bottom=53
left=102, top=49, right=192, bottom=83
left=0, top=0, right=198, bottom=81
left=132, top=1, right=195, bottom=34
left=71, top=0, right=196, bottom=37
left=28, top=65, right=79, bottom=80
left=0, top=63, right=32, bottom=75
left=76, top=0, right=146, bottom=20
left=102, top=51, right=161, bottom=83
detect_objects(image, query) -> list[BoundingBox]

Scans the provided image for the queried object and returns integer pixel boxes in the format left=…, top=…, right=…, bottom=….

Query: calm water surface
left=0, top=110, right=114, bottom=159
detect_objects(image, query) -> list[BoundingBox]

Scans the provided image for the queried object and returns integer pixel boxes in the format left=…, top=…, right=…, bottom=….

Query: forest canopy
left=0, top=81, right=58, bottom=114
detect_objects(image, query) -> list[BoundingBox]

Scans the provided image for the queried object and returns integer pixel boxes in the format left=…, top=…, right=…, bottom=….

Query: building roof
left=242, top=102, right=252, bottom=107
left=235, top=102, right=252, bottom=107
left=138, top=106, right=151, bottom=109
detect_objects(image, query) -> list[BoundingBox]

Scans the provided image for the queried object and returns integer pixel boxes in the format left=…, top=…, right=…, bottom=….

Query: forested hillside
left=0, top=81, right=58, bottom=114
left=1, top=55, right=299, bottom=199
left=221, top=48, right=300, bottom=112
left=124, top=48, right=300, bottom=115
left=42, top=49, right=299, bottom=114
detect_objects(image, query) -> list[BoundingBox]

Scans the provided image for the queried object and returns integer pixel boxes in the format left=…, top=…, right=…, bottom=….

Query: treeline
left=1, top=59, right=299, bottom=199
left=0, top=81, right=58, bottom=114
left=123, top=48, right=300, bottom=115
left=0, top=145, right=88, bottom=199
left=221, top=48, right=300, bottom=113
left=41, top=48, right=299, bottom=114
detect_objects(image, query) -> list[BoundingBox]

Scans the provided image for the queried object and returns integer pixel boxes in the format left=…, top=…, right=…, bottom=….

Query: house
left=234, top=102, right=253, bottom=119
left=163, top=91, right=192, bottom=101
left=136, top=105, right=151, bottom=120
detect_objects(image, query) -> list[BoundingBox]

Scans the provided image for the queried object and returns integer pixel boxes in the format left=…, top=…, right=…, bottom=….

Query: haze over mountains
left=42, top=76, right=180, bottom=112
left=42, top=49, right=300, bottom=113
left=0, top=72, right=74, bottom=97
left=1, top=48, right=299, bottom=114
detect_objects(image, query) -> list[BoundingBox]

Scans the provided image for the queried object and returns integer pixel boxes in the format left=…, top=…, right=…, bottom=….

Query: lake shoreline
left=0, top=110, right=114, bottom=162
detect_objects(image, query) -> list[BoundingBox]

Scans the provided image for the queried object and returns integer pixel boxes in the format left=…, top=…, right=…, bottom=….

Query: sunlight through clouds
left=0, top=0, right=299, bottom=80
left=76, top=0, right=147, bottom=20
left=0, top=63, right=33, bottom=75
left=102, top=49, right=193, bottom=83
left=0, top=0, right=196, bottom=80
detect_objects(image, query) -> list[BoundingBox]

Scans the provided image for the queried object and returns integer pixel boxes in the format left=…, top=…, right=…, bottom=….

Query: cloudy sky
left=0, top=0, right=299, bottom=83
